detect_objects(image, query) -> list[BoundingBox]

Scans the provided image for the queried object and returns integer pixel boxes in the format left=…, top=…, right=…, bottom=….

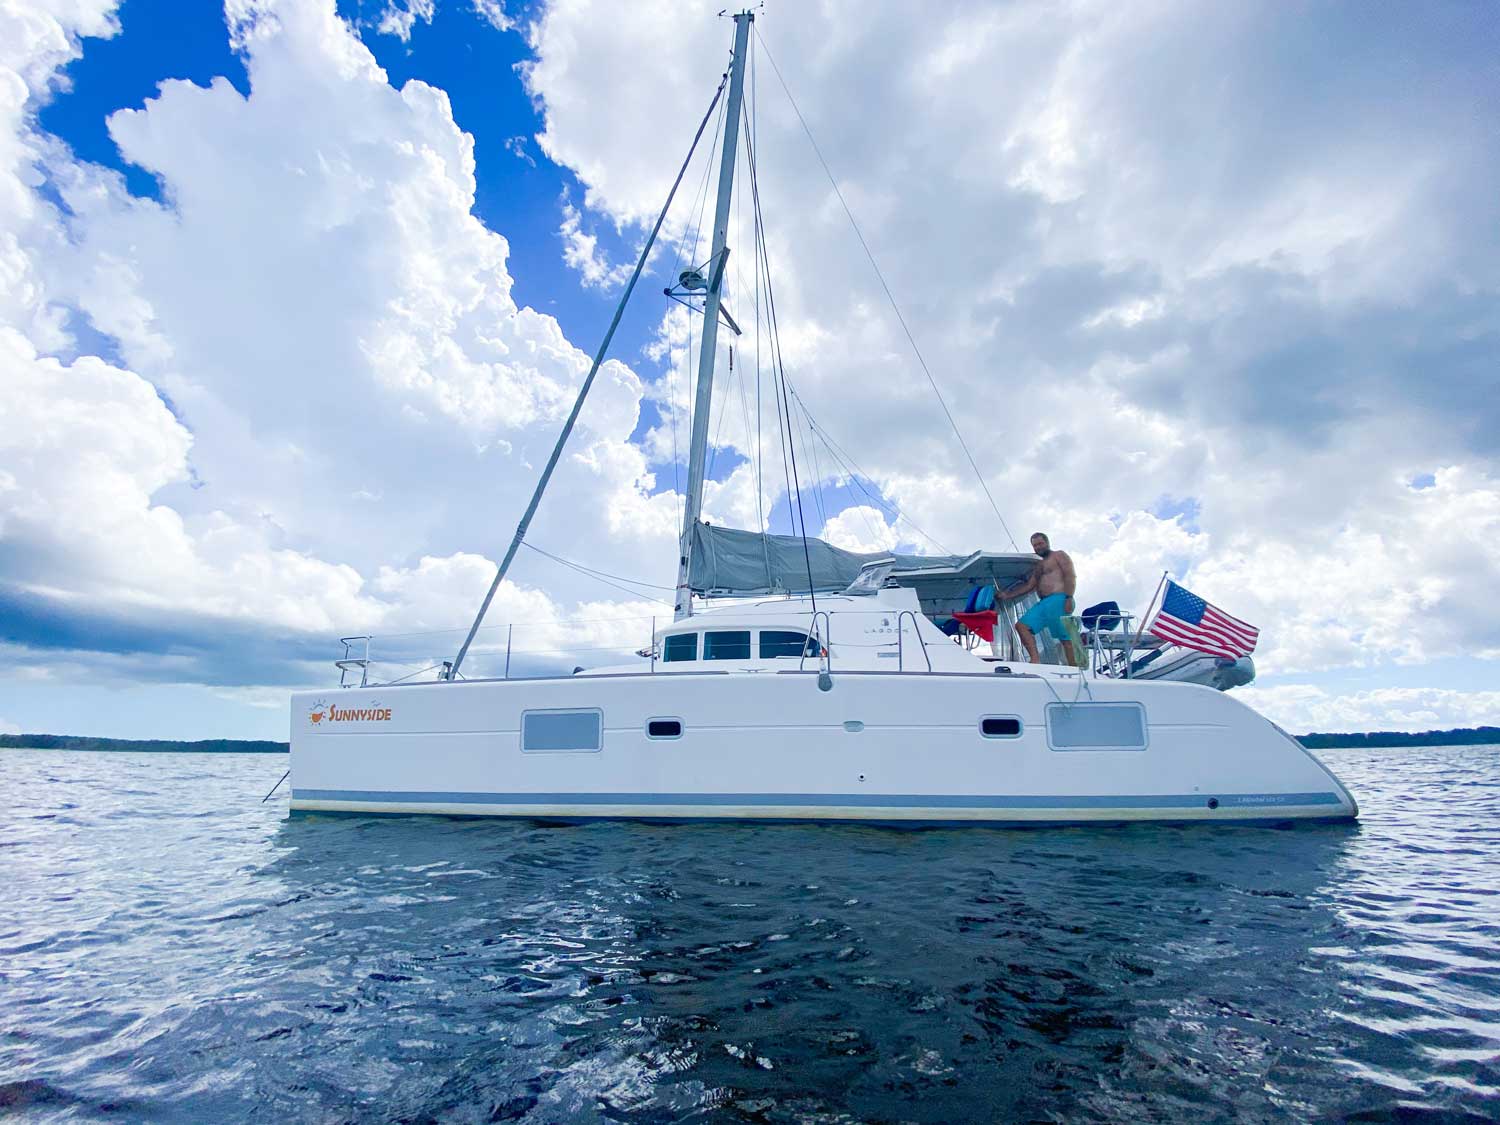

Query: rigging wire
left=520, top=542, right=676, bottom=605
left=750, top=40, right=767, bottom=539
left=706, top=345, right=734, bottom=480
left=667, top=93, right=726, bottom=497
left=742, top=62, right=818, bottom=607
left=449, top=66, right=732, bottom=675
left=754, top=28, right=1020, bottom=552
left=738, top=72, right=765, bottom=538
left=747, top=101, right=797, bottom=541
left=791, top=390, right=953, bottom=554
left=794, top=390, right=829, bottom=532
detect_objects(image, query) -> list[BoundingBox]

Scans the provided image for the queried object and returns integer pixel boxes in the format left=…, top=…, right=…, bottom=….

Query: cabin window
left=1045, top=703, right=1147, bottom=751
left=662, top=633, right=698, bottom=663
left=646, top=718, right=683, bottom=739
left=704, top=630, right=752, bottom=660
left=759, top=630, right=818, bottom=659
left=980, top=716, right=1022, bottom=738
left=521, top=709, right=602, bottom=753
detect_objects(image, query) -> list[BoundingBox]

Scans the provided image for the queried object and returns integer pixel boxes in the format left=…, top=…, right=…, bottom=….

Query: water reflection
left=256, top=816, right=1376, bottom=1121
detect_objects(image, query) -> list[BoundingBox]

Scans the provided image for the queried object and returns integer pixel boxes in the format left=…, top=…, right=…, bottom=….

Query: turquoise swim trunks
left=1018, top=592, right=1070, bottom=638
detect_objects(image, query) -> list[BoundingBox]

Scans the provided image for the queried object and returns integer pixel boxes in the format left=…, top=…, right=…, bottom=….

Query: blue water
left=2, top=747, right=1497, bottom=1122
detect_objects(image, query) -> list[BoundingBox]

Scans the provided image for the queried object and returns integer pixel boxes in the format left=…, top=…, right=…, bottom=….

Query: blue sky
left=2, top=0, right=1498, bottom=740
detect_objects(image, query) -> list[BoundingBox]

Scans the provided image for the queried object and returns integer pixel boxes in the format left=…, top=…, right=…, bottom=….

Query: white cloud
left=470, top=0, right=512, bottom=34
left=0, top=716, right=20, bottom=736
left=0, top=0, right=681, bottom=692
left=503, top=133, right=534, bottom=165
left=559, top=200, right=633, bottom=290
left=0, top=1, right=118, bottom=93
left=375, top=0, right=434, bottom=42
left=820, top=506, right=897, bottom=555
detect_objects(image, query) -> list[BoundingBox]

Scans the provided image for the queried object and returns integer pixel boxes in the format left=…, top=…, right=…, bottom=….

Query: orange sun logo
left=308, top=700, right=328, bottom=725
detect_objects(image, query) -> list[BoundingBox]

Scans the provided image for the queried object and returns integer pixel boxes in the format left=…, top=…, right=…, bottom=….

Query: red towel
left=952, top=609, right=999, bottom=643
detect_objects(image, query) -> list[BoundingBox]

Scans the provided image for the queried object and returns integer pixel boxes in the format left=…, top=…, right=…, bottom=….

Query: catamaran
left=288, top=12, right=1356, bottom=825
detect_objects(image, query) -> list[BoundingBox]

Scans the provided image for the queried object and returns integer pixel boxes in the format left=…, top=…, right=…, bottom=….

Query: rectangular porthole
left=521, top=709, right=602, bottom=753
left=646, top=718, right=683, bottom=739
left=759, top=630, right=818, bottom=659
left=1045, top=702, right=1148, bottom=751
left=704, top=630, right=752, bottom=660
left=981, top=716, right=1022, bottom=738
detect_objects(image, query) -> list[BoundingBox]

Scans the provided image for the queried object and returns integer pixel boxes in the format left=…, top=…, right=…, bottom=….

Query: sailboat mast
left=674, top=10, right=753, bottom=621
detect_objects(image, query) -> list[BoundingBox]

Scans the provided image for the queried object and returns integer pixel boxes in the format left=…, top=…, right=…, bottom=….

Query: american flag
left=1150, top=580, right=1259, bottom=659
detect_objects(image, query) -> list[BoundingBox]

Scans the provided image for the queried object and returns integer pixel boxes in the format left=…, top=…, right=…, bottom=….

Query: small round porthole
left=646, top=719, right=683, bottom=739
left=1207, top=797, right=1220, bottom=810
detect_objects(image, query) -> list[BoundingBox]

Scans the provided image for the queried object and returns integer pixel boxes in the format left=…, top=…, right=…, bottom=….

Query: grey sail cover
left=687, top=521, right=963, bottom=596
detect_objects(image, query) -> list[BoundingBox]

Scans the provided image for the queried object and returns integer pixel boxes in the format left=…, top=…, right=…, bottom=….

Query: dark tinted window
left=647, top=719, right=682, bottom=739
left=759, top=630, right=816, bottom=658
left=662, top=633, right=697, bottom=663
left=704, top=631, right=752, bottom=660
left=522, top=710, right=602, bottom=752
left=1046, top=703, right=1146, bottom=750
left=981, top=716, right=1022, bottom=738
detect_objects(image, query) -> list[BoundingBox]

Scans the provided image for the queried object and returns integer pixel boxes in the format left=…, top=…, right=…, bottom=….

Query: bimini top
left=688, top=521, right=1037, bottom=615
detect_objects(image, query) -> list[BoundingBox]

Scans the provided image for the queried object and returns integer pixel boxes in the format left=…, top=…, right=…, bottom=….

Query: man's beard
left=1036, top=547, right=1051, bottom=558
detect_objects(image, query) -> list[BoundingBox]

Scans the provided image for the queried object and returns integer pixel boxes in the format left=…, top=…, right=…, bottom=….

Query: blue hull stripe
left=292, top=789, right=1344, bottom=809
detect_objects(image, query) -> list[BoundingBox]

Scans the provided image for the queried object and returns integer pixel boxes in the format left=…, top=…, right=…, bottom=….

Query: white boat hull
left=289, top=671, right=1357, bottom=826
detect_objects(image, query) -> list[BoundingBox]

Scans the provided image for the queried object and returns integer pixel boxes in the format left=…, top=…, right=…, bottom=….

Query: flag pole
left=1130, top=570, right=1170, bottom=656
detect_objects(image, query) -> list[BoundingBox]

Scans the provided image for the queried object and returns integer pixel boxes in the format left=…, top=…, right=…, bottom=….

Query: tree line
left=1297, top=726, right=1499, bottom=749
left=1, top=734, right=289, bottom=754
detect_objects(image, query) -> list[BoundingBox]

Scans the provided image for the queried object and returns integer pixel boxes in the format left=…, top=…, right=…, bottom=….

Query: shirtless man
left=1001, top=532, right=1077, bottom=665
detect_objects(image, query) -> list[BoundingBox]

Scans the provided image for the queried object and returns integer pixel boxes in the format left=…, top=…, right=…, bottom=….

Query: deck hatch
left=1045, top=702, right=1148, bottom=751
left=521, top=709, right=603, bottom=753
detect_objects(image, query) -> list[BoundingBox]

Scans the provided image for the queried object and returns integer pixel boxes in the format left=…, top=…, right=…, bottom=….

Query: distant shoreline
left=1, top=734, right=289, bottom=754
left=4, top=727, right=1497, bottom=754
left=1295, top=726, right=1498, bottom=749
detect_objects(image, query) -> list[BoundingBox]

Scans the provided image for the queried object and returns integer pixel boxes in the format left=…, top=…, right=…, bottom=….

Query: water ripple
left=1, top=746, right=1497, bottom=1121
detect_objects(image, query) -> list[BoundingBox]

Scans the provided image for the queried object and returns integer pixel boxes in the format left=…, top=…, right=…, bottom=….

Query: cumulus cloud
left=559, top=200, right=633, bottom=290
left=820, top=506, right=898, bottom=554
left=0, top=0, right=680, bottom=696
left=375, top=0, right=434, bottom=42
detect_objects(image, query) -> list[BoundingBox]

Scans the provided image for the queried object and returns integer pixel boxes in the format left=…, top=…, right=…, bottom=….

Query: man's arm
left=1057, top=551, right=1077, bottom=612
left=1000, top=565, right=1039, bottom=601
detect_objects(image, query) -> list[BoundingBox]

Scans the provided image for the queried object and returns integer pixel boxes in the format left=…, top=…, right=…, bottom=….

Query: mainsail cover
left=688, top=521, right=964, bottom=596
